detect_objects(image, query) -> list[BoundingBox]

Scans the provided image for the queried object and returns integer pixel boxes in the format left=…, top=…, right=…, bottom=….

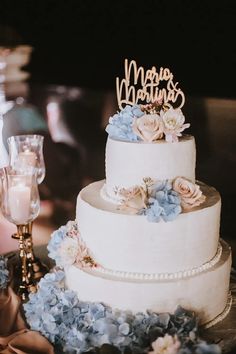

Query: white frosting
left=76, top=180, right=221, bottom=273
left=203, top=292, right=232, bottom=329
left=82, top=243, right=223, bottom=281
left=105, top=135, right=196, bottom=201
left=65, top=239, right=231, bottom=325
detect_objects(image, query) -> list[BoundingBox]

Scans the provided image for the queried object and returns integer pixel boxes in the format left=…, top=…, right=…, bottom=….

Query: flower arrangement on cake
left=115, top=177, right=206, bottom=223
left=106, top=101, right=190, bottom=144
left=47, top=221, right=98, bottom=269
left=104, top=59, right=206, bottom=221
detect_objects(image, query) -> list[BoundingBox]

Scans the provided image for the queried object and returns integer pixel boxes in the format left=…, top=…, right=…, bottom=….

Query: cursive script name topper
left=116, top=59, right=185, bottom=110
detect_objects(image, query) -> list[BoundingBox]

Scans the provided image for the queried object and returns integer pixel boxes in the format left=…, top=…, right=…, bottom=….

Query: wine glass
left=7, top=134, right=45, bottom=184
left=7, top=134, right=48, bottom=281
left=0, top=166, right=40, bottom=300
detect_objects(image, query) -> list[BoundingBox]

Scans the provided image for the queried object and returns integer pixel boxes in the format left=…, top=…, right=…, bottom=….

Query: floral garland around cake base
left=0, top=250, right=222, bottom=353
left=23, top=269, right=221, bottom=354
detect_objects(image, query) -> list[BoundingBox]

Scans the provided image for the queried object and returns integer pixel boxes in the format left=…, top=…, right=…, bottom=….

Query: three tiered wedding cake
left=56, top=60, right=232, bottom=326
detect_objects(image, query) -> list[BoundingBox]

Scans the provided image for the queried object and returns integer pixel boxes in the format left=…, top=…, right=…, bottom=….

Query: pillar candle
left=18, top=151, right=36, bottom=167
left=8, top=184, right=31, bottom=224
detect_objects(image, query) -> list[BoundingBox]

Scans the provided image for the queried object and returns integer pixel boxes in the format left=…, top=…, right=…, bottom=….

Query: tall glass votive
left=7, top=134, right=45, bottom=184
left=7, top=134, right=47, bottom=281
left=0, top=167, right=40, bottom=300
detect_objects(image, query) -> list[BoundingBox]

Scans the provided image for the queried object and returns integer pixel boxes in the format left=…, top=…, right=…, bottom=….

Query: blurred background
left=0, top=0, right=235, bottom=264
left=1, top=0, right=236, bottom=96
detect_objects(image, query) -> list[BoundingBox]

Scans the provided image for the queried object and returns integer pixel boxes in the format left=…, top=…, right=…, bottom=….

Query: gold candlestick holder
left=24, top=222, right=48, bottom=281
left=12, top=222, right=49, bottom=284
left=12, top=225, right=37, bottom=301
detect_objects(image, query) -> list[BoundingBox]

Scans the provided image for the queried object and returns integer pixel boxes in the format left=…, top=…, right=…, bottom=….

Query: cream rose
left=160, top=108, right=190, bottom=143
left=149, top=334, right=181, bottom=354
left=132, top=114, right=164, bottom=142
left=173, top=177, right=206, bottom=211
left=119, top=186, right=148, bottom=214
left=59, top=237, right=79, bottom=266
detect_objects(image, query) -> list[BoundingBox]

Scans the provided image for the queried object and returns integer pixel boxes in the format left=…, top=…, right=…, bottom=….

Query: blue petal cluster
left=105, top=105, right=144, bottom=141
left=141, top=180, right=182, bottom=222
left=0, top=255, right=9, bottom=289
left=24, top=269, right=221, bottom=354
left=47, top=225, right=67, bottom=267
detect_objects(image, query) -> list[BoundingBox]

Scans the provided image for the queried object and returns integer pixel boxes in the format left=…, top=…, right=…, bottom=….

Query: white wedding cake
left=64, top=60, right=232, bottom=326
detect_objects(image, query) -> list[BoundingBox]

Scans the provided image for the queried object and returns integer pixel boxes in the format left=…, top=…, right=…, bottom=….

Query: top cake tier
left=104, top=135, right=196, bottom=201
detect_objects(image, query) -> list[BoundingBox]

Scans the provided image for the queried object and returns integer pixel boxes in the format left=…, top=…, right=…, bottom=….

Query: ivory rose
left=173, top=177, right=206, bottom=210
left=149, top=334, right=181, bottom=354
left=160, top=108, right=190, bottom=143
left=119, top=186, right=148, bottom=213
left=132, top=114, right=164, bottom=142
left=59, top=237, right=79, bottom=266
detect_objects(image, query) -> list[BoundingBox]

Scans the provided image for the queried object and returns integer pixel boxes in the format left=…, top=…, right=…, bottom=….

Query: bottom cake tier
left=65, top=239, right=231, bottom=325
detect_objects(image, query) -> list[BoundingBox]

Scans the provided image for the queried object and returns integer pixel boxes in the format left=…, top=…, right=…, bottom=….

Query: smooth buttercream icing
left=65, top=239, right=231, bottom=325
left=105, top=135, right=196, bottom=201
left=76, top=180, right=221, bottom=274
left=76, top=242, right=223, bottom=281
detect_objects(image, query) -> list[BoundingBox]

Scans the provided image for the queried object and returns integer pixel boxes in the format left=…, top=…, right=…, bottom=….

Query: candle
left=18, top=151, right=37, bottom=167
left=8, top=184, right=31, bottom=224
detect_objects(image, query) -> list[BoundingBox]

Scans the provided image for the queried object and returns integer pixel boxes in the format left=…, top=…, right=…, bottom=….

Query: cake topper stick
left=116, top=59, right=185, bottom=110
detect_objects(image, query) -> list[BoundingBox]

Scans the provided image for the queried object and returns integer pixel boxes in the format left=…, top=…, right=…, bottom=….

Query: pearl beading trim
left=83, top=242, right=223, bottom=282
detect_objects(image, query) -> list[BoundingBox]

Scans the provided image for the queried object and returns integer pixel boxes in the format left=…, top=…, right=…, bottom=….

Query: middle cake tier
left=76, top=180, right=221, bottom=274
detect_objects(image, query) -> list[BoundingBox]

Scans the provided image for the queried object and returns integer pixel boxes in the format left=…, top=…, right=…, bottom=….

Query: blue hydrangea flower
left=146, top=180, right=182, bottom=222
left=140, top=180, right=182, bottom=223
left=47, top=225, right=67, bottom=266
left=140, top=199, right=163, bottom=222
left=155, top=188, right=181, bottom=222
left=105, top=104, right=144, bottom=141
left=0, top=256, right=9, bottom=289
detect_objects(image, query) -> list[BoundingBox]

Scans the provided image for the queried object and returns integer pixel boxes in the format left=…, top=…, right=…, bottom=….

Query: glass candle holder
left=7, top=134, right=45, bottom=184
left=0, top=167, right=40, bottom=300
left=7, top=134, right=48, bottom=282
left=1, top=168, right=40, bottom=224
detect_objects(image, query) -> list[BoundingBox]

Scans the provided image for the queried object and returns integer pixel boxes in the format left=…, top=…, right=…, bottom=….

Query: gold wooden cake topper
left=116, top=59, right=185, bottom=110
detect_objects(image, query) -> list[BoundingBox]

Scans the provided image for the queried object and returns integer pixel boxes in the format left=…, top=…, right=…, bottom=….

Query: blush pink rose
left=132, top=114, right=164, bottom=142
left=119, top=186, right=148, bottom=214
left=173, top=177, right=206, bottom=211
left=75, top=239, right=98, bottom=268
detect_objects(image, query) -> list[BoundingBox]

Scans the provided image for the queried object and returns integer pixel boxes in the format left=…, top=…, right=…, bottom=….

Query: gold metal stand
left=25, top=222, right=48, bottom=281
left=12, top=225, right=37, bottom=301
left=12, top=222, right=49, bottom=284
